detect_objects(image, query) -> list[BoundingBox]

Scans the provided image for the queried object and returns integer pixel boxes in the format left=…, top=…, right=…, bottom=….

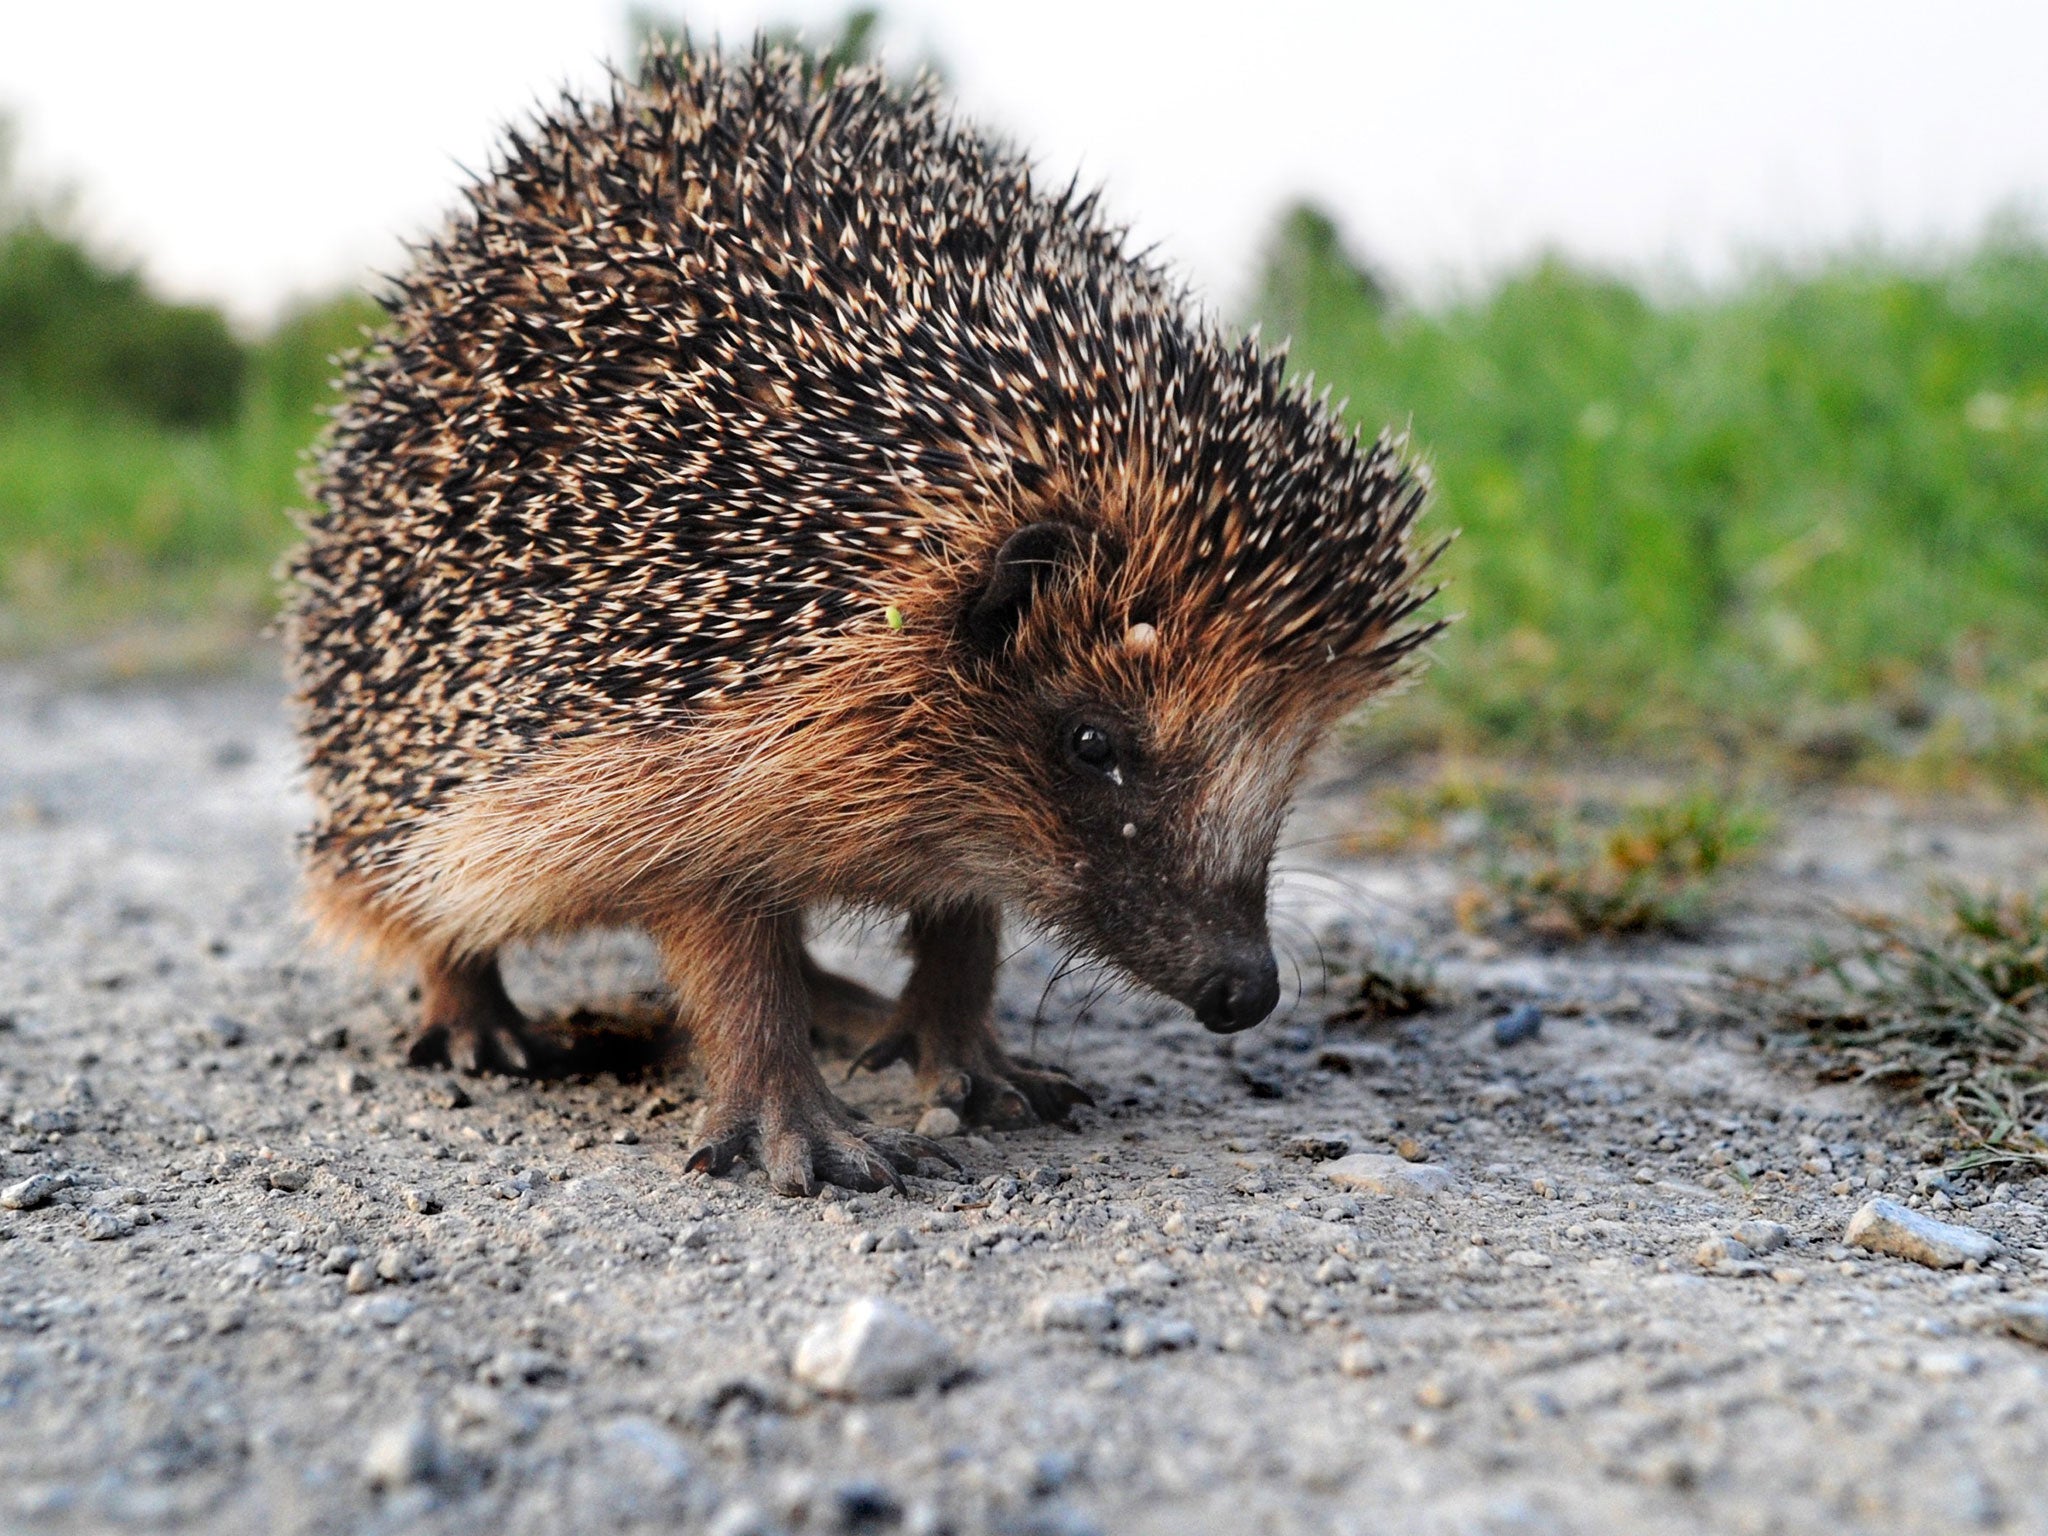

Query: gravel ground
left=6, top=662, right=2048, bottom=1536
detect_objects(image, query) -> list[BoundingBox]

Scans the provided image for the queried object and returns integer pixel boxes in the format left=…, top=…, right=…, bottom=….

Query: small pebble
left=1029, top=1291, right=1117, bottom=1333
left=1281, top=1132, right=1352, bottom=1161
left=1129, top=1260, right=1181, bottom=1289
left=915, top=1106, right=963, bottom=1139
left=265, top=1167, right=310, bottom=1193
left=1414, top=1376, right=1459, bottom=1410
left=361, top=1295, right=417, bottom=1328
left=376, top=1247, right=415, bottom=1284
left=1730, top=1219, right=1790, bottom=1254
left=403, top=1188, right=441, bottom=1215
left=345, top=1259, right=378, bottom=1294
left=82, top=1208, right=136, bottom=1241
left=875, top=1227, right=916, bottom=1254
left=204, top=1015, right=247, bottom=1048
left=336, top=1065, right=373, bottom=1095
left=322, top=1244, right=360, bottom=1275
left=361, top=1414, right=442, bottom=1490
left=1121, top=1318, right=1197, bottom=1358
left=1314, top=1257, right=1356, bottom=1285
left=1696, top=1236, right=1753, bottom=1269
left=1492, top=1004, right=1543, bottom=1047
left=1994, top=1299, right=2048, bottom=1347
left=1336, top=1341, right=1383, bottom=1377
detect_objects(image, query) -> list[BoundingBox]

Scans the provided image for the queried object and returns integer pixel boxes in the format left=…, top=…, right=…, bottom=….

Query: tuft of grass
left=1801, top=888, right=2048, bottom=1168
left=1325, top=951, right=1442, bottom=1026
left=1460, top=787, right=1770, bottom=941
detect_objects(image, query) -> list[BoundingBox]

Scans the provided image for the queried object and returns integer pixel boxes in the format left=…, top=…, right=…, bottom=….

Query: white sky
left=2, top=1, right=2045, bottom=327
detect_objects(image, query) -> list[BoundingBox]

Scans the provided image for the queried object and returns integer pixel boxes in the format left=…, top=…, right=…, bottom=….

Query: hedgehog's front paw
left=851, top=1031, right=1094, bottom=1130
left=685, top=1082, right=955, bottom=1197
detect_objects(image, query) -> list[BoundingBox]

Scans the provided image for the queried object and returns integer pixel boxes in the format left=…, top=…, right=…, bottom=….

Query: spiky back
left=288, top=40, right=1437, bottom=867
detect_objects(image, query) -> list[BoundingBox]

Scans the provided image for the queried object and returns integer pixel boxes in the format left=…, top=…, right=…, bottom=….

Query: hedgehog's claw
left=687, top=1089, right=954, bottom=1196
left=405, top=1014, right=567, bottom=1078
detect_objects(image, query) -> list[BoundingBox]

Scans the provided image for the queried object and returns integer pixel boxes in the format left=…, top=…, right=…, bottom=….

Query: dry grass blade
left=1800, top=887, right=2048, bottom=1167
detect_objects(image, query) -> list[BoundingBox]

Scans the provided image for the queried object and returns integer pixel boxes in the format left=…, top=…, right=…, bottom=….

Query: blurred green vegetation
left=1254, top=201, right=2048, bottom=788
left=0, top=137, right=380, bottom=656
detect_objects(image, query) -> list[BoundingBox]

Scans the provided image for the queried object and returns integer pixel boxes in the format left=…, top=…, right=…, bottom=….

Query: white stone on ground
left=1844, top=1199, right=2000, bottom=1269
left=793, top=1298, right=954, bottom=1399
left=914, top=1106, right=962, bottom=1138
left=1319, top=1153, right=1456, bottom=1197
left=360, top=1414, right=443, bottom=1490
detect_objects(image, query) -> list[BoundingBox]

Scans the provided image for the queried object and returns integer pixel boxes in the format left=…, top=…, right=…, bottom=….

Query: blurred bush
left=0, top=220, right=246, bottom=429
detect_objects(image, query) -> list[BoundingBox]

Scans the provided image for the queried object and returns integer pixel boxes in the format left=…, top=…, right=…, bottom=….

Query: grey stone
left=1336, top=1340, right=1383, bottom=1377
left=1695, top=1235, right=1752, bottom=1268
left=1321, top=1154, right=1456, bottom=1197
left=1492, top=1004, right=1544, bottom=1047
left=1029, top=1291, right=1118, bottom=1333
left=1845, top=1199, right=2000, bottom=1269
left=360, top=1295, right=417, bottom=1328
left=204, top=1015, right=246, bottom=1048
left=361, top=1414, right=442, bottom=1490
left=792, top=1298, right=954, bottom=1399
left=914, top=1106, right=963, bottom=1139
left=1128, top=1260, right=1181, bottom=1289
left=483, top=1348, right=566, bottom=1386
left=1, top=1173, right=59, bottom=1210
left=1729, top=1219, right=1791, bottom=1254
left=82, top=1208, right=136, bottom=1241
left=1280, top=1132, right=1352, bottom=1161
left=1121, top=1318, right=1197, bottom=1358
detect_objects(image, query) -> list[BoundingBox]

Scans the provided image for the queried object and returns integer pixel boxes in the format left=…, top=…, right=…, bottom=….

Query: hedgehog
left=285, top=40, right=1442, bottom=1196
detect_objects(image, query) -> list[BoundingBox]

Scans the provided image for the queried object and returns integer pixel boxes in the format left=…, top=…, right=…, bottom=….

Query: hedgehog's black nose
left=1193, top=950, right=1281, bottom=1033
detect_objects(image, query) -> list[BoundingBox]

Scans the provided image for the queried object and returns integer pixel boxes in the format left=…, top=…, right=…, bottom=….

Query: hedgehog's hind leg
left=407, top=952, right=568, bottom=1078
left=851, top=902, right=1095, bottom=1129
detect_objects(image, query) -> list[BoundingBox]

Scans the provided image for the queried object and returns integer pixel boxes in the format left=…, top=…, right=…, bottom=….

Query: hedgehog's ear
left=962, top=521, right=1085, bottom=653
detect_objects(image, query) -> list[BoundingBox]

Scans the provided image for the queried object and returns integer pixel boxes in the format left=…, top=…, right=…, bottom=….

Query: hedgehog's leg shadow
left=850, top=901, right=1095, bottom=1130
left=407, top=951, right=573, bottom=1078
left=660, top=902, right=954, bottom=1197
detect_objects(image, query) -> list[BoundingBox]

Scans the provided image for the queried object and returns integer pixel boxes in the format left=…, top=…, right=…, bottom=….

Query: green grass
left=1345, top=771, right=1769, bottom=941
left=0, top=286, right=379, bottom=657
left=1259, top=207, right=2048, bottom=787
left=1800, top=888, right=2048, bottom=1168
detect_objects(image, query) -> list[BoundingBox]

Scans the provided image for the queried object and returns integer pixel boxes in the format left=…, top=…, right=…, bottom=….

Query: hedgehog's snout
left=1190, top=947, right=1281, bottom=1034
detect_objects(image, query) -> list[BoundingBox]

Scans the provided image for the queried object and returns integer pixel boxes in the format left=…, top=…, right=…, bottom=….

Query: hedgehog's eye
left=1066, top=721, right=1121, bottom=782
